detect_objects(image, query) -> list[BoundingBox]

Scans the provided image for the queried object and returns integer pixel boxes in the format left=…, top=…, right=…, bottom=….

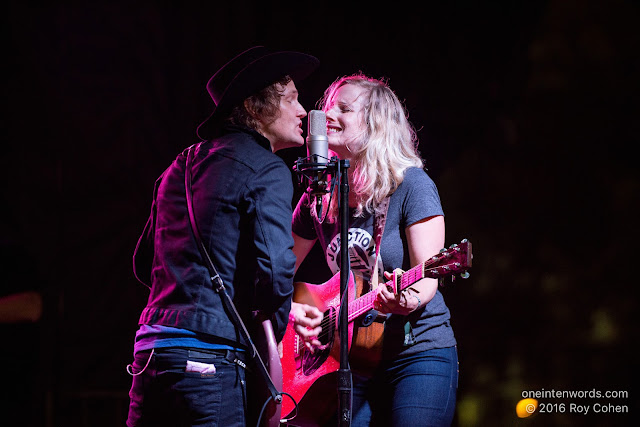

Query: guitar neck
left=347, top=262, right=425, bottom=323
left=346, top=240, right=470, bottom=323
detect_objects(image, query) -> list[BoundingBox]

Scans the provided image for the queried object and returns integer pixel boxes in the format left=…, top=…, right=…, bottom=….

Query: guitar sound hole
left=301, top=307, right=335, bottom=376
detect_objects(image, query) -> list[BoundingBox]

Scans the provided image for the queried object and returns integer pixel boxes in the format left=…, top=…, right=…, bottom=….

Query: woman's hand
left=374, top=271, right=421, bottom=316
left=289, top=302, right=324, bottom=351
left=374, top=215, right=446, bottom=316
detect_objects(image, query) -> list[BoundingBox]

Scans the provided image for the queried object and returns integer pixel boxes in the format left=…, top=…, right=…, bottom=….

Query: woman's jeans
left=351, top=346, right=458, bottom=427
left=126, top=348, right=248, bottom=427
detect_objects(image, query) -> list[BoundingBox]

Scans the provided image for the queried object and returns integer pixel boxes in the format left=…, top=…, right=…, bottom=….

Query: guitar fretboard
left=401, top=267, right=423, bottom=291
left=347, top=261, right=426, bottom=323
left=345, top=242, right=469, bottom=323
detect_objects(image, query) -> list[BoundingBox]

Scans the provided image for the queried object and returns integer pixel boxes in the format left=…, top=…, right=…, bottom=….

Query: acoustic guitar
left=279, top=239, right=472, bottom=424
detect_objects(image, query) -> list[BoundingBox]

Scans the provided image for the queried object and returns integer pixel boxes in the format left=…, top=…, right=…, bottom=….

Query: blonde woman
left=291, top=74, right=458, bottom=426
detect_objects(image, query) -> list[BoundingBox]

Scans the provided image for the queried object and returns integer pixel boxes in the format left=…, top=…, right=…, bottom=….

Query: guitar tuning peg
left=449, top=243, right=458, bottom=249
left=460, top=271, right=470, bottom=279
left=439, top=248, right=447, bottom=253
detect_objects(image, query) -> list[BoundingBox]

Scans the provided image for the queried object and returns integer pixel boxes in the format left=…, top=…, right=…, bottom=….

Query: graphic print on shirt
left=325, top=227, right=382, bottom=283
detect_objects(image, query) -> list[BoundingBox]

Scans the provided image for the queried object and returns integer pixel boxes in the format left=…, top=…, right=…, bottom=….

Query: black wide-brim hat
left=197, top=46, right=319, bottom=140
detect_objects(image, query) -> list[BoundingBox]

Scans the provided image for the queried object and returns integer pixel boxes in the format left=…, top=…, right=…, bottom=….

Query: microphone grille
left=308, top=110, right=327, bottom=137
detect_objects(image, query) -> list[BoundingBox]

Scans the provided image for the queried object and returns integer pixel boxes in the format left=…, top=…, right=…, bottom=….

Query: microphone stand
left=336, top=158, right=352, bottom=427
left=293, top=156, right=352, bottom=426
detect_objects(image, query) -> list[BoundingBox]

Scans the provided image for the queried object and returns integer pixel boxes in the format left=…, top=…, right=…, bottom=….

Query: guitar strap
left=371, top=197, right=390, bottom=289
left=184, top=143, right=281, bottom=402
left=372, top=195, right=416, bottom=346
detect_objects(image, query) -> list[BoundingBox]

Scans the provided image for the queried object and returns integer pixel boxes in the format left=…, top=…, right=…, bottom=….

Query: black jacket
left=133, top=126, right=296, bottom=345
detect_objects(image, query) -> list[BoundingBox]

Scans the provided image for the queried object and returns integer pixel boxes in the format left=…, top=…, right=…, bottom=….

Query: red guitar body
left=280, top=239, right=472, bottom=426
left=280, top=271, right=358, bottom=424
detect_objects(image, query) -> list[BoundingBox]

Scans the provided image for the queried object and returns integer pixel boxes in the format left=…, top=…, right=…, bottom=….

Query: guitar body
left=281, top=239, right=472, bottom=425
left=280, top=271, right=359, bottom=423
left=349, top=311, right=385, bottom=375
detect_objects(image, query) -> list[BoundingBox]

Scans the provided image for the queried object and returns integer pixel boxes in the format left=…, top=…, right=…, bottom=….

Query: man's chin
left=290, top=137, right=305, bottom=147
left=272, top=138, right=305, bottom=152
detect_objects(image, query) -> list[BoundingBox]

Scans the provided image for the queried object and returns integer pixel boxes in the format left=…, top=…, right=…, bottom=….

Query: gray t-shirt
left=292, top=167, right=456, bottom=359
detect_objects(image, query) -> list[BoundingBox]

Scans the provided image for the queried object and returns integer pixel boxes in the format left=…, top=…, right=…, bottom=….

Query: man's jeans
left=126, top=348, right=247, bottom=427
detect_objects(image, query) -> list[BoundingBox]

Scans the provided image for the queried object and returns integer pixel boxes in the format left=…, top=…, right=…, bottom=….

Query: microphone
left=306, top=110, right=328, bottom=217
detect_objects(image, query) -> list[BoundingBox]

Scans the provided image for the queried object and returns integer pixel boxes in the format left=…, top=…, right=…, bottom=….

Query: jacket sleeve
left=247, top=160, right=296, bottom=341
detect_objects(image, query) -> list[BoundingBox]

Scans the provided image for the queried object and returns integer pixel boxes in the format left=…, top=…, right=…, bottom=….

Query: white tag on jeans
left=185, top=360, right=216, bottom=374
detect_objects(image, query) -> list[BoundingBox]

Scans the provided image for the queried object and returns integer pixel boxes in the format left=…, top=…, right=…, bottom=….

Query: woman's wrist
left=410, top=294, right=422, bottom=312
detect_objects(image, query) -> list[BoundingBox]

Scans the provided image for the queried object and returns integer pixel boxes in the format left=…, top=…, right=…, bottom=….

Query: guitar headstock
left=423, top=239, right=472, bottom=282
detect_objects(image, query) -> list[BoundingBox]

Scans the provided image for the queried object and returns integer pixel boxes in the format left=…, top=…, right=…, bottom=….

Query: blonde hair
left=317, top=74, right=423, bottom=221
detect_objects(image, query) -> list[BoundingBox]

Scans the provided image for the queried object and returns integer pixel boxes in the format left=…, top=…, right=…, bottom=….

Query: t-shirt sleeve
left=401, top=168, right=445, bottom=227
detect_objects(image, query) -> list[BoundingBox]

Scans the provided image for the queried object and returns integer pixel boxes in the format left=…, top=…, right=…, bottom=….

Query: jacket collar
left=220, top=124, right=272, bottom=152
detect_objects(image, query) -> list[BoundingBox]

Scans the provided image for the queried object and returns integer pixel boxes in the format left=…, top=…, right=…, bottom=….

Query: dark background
left=2, top=1, right=638, bottom=426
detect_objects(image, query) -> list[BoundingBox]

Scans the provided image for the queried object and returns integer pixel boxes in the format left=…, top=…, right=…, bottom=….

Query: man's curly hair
left=227, top=75, right=292, bottom=130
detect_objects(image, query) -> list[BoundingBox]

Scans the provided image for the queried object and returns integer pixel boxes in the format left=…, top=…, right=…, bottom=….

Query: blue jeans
left=126, top=348, right=248, bottom=427
left=351, top=346, right=458, bottom=427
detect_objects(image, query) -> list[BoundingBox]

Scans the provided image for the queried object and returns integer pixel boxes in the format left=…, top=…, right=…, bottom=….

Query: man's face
left=257, top=80, right=307, bottom=152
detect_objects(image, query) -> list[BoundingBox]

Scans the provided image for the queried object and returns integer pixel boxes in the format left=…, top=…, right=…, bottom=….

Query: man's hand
left=289, top=302, right=324, bottom=351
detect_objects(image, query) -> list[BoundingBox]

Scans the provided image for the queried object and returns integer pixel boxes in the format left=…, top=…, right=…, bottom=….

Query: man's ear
left=244, top=99, right=265, bottom=134
left=243, top=99, right=258, bottom=119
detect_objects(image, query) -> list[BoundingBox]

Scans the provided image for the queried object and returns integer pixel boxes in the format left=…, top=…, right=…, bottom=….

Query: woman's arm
left=290, top=232, right=323, bottom=349
left=292, top=232, right=317, bottom=273
left=375, top=215, right=445, bottom=315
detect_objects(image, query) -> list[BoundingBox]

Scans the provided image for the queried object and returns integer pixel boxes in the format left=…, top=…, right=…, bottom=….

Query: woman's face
left=324, top=83, right=369, bottom=159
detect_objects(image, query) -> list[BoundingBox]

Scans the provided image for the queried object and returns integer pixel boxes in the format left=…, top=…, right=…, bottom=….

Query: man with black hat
left=126, top=46, right=321, bottom=426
